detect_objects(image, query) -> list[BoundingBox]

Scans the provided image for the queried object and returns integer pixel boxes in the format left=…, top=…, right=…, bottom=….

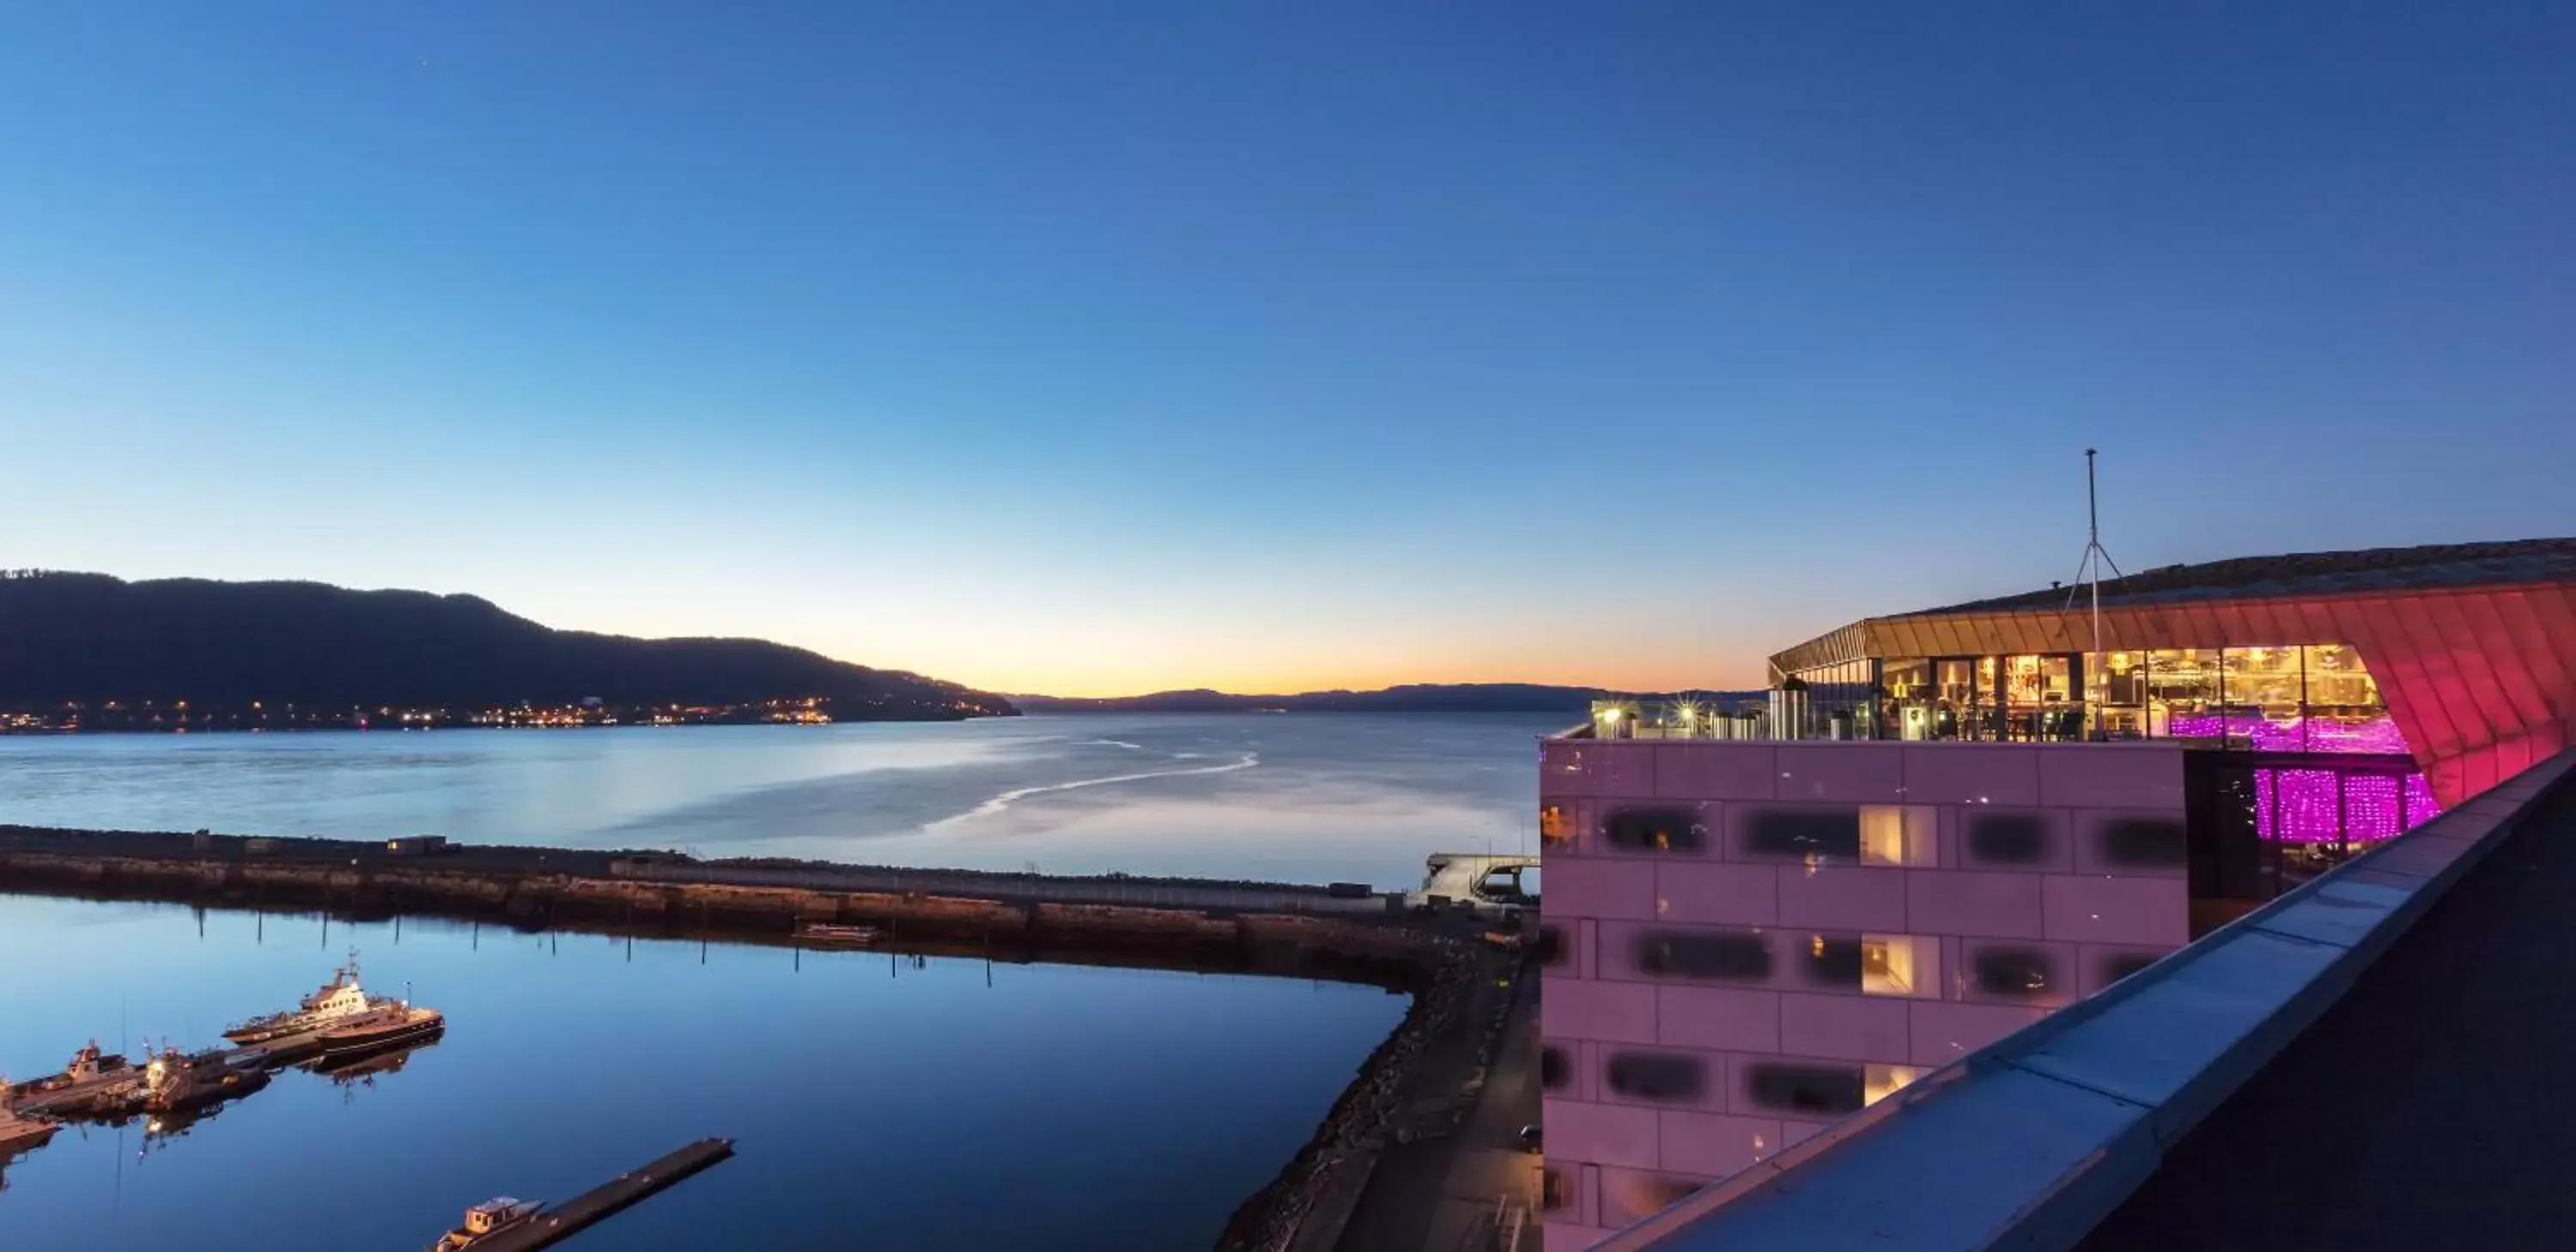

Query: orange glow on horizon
left=909, top=655, right=1771, bottom=700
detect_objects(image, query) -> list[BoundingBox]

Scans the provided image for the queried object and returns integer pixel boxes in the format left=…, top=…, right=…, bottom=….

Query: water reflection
left=0, top=896, right=1407, bottom=1251
left=309, top=1035, right=444, bottom=1092
left=0, top=713, right=1557, bottom=887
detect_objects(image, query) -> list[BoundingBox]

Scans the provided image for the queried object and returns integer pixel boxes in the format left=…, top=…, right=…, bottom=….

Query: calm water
left=0, top=898, right=1408, bottom=1249
left=0, top=714, right=1548, bottom=1248
left=0, top=713, right=1559, bottom=889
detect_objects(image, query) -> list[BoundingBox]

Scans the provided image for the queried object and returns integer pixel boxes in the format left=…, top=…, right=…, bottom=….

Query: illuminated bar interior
left=1589, top=643, right=2439, bottom=920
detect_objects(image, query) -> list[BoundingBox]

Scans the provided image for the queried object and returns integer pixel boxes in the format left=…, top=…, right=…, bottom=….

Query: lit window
left=1864, top=1063, right=1925, bottom=1105
left=1859, top=805, right=1935, bottom=866
left=1861, top=935, right=1925, bottom=997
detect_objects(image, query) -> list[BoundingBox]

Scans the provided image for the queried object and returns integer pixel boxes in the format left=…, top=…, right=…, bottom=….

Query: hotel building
left=1538, top=538, right=2576, bottom=1249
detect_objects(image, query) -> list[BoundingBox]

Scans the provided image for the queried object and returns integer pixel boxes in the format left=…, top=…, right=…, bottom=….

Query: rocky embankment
left=1215, top=937, right=1516, bottom=1252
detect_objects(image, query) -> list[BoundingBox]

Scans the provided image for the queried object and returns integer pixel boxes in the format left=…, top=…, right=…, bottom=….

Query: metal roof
left=1916, top=538, right=2576, bottom=616
left=1766, top=538, right=2576, bottom=680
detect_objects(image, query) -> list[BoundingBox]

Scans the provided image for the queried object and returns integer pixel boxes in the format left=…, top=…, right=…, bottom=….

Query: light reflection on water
left=0, top=712, right=1560, bottom=887
left=0, top=897, right=1409, bottom=1250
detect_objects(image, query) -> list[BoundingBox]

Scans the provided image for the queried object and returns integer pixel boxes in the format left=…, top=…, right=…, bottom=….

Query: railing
left=1585, top=698, right=2093, bottom=744
left=1584, top=698, right=2409, bottom=749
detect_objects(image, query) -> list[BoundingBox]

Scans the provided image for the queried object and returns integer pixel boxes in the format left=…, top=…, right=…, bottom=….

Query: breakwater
left=0, top=824, right=1510, bottom=1251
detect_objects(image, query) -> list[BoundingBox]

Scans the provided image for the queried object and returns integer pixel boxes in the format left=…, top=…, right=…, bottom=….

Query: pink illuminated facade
left=1541, top=539, right=2576, bottom=1249
left=1536, top=739, right=2189, bottom=1248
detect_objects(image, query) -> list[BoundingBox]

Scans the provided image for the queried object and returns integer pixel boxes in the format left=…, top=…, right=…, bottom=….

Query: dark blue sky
left=4, top=4, right=2569, bottom=693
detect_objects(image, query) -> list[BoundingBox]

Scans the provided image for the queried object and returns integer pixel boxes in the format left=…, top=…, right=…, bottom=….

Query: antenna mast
left=2064, top=449, right=2125, bottom=738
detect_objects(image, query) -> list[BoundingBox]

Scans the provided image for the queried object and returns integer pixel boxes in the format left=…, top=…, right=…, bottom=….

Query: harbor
left=0, top=824, right=1531, bottom=1250
left=4, top=951, right=441, bottom=1136
left=6, top=940, right=732, bottom=1248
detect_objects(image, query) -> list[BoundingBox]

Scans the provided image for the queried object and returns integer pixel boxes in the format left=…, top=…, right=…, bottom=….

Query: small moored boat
left=142, top=1046, right=270, bottom=1115
left=795, top=922, right=882, bottom=945
left=429, top=1196, right=542, bottom=1250
left=8, top=1041, right=141, bottom=1115
left=226, top=949, right=393, bottom=1044
left=316, top=1006, right=446, bottom=1060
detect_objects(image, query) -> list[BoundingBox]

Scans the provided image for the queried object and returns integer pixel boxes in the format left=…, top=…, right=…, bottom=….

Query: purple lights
left=2253, top=766, right=2439, bottom=843
left=2160, top=711, right=2437, bottom=843
left=2163, top=713, right=2413, bottom=755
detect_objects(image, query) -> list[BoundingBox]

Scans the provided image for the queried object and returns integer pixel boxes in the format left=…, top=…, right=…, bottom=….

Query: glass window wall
left=1867, top=642, right=2407, bottom=755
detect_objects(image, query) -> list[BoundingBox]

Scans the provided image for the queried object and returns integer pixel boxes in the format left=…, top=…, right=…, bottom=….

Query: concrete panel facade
left=1538, top=738, right=2190, bottom=1251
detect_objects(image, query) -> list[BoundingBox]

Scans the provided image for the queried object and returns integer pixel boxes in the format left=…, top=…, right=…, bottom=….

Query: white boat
left=225, top=949, right=392, bottom=1043
left=430, top=1196, right=543, bottom=1250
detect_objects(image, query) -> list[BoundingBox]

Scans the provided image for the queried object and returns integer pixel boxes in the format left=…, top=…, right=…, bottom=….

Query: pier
left=0, top=824, right=1520, bottom=1251
left=465, top=1138, right=736, bottom=1251
left=0, top=824, right=1400, bottom=944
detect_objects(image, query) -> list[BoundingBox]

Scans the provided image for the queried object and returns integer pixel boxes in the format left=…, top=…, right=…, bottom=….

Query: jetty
left=446, top=1138, right=736, bottom=1251
left=0, top=824, right=1524, bottom=1252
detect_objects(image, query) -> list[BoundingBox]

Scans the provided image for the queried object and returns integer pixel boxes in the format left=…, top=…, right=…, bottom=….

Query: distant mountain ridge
left=0, top=571, right=1016, bottom=722
left=1012, top=684, right=1764, bottom=715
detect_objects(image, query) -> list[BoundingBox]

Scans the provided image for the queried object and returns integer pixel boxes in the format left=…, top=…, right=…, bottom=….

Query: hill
left=1011, top=684, right=1764, bottom=715
left=0, top=571, right=1015, bottom=723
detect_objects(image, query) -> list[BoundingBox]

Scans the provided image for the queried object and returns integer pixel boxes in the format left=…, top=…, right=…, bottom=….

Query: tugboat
left=141, top=1044, right=270, bottom=1115
left=794, top=922, right=882, bottom=945
left=225, top=949, right=392, bottom=1044
left=429, top=1197, right=542, bottom=1250
left=314, top=1006, right=446, bottom=1061
left=8, top=1041, right=143, bottom=1116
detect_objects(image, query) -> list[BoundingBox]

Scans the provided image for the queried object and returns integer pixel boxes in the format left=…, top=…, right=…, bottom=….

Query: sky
left=3, top=4, right=2571, bottom=697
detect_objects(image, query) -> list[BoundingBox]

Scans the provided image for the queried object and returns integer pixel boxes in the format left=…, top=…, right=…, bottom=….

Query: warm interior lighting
left=1860, top=805, right=1934, bottom=866
left=1862, top=936, right=1920, bottom=997
left=1865, top=1063, right=1926, bottom=1105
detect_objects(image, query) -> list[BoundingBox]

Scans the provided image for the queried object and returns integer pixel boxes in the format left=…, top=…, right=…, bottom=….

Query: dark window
left=1604, top=808, right=1706, bottom=853
left=1801, top=935, right=1864, bottom=989
left=1531, top=925, right=1566, bottom=967
left=1635, top=930, right=1772, bottom=981
left=1971, top=947, right=2057, bottom=998
left=1606, top=1051, right=1705, bottom=1102
left=1743, top=808, right=1861, bottom=860
left=1743, top=1062, right=1866, bottom=1115
left=1967, top=813, right=2050, bottom=865
left=1541, top=1169, right=1569, bottom=1212
left=2101, top=817, right=2186, bottom=868
left=1540, top=1046, right=1570, bottom=1091
left=2099, top=951, right=2162, bottom=986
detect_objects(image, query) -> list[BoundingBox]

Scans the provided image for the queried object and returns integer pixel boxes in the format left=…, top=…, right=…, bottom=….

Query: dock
left=0, top=824, right=1495, bottom=1250
left=471, top=1138, right=736, bottom=1251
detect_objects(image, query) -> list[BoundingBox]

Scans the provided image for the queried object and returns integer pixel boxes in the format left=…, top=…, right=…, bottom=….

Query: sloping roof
left=1915, top=538, right=2576, bottom=616
left=1766, top=538, right=2576, bottom=680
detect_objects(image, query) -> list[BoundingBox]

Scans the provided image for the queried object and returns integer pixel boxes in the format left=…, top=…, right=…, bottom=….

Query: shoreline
left=0, top=824, right=1514, bottom=1252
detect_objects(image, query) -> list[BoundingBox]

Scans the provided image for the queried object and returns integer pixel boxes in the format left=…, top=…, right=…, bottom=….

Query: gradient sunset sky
left=5, top=4, right=2571, bottom=696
